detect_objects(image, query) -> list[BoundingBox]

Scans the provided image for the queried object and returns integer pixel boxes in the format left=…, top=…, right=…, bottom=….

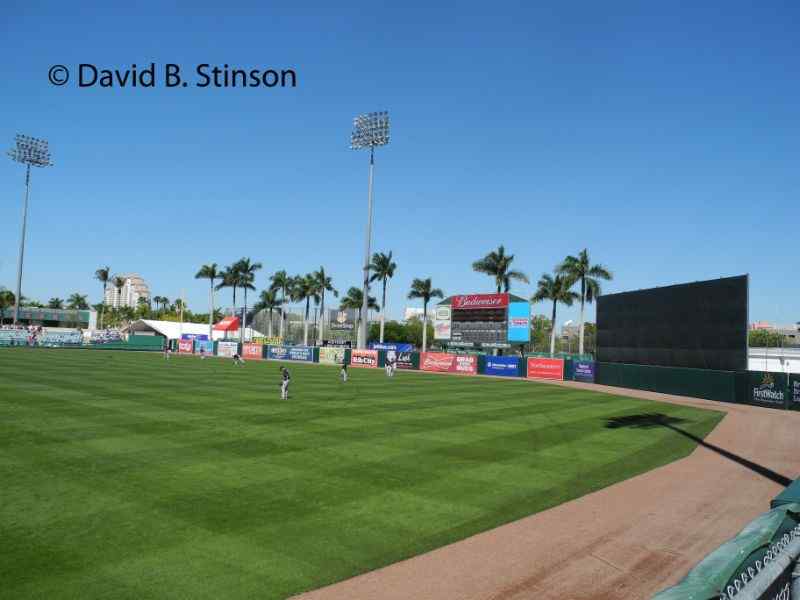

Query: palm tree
left=341, top=286, right=379, bottom=344
left=407, top=277, right=444, bottom=352
left=234, top=258, right=262, bottom=341
left=0, top=289, right=15, bottom=324
left=111, top=275, right=126, bottom=310
left=532, top=274, right=579, bottom=355
left=94, top=266, right=111, bottom=328
left=195, top=263, right=220, bottom=339
left=294, top=274, right=319, bottom=346
left=133, top=297, right=150, bottom=321
left=369, top=251, right=397, bottom=344
left=472, top=245, right=529, bottom=293
left=254, top=289, right=282, bottom=338
left=215, top=264, right=239, bottom=312
left=48, top=298, right=64, bottom=309
left=557, top=249, right=613, bottom=355
left=269, top=270, right=293, bottom=339
left=67, top=293, right=89, bottom=310
left=312, top=267, right=338, bottom=345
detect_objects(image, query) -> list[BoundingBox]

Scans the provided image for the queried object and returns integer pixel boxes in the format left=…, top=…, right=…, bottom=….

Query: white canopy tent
left=124, top=319, right=264, bottom=341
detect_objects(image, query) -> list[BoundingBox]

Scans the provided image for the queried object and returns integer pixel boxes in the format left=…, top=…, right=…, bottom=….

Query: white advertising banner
left=217, top=341, right=239, bottom=358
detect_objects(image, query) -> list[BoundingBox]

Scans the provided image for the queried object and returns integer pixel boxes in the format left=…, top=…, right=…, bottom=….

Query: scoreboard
left=434, top=293, right=530, bottom=349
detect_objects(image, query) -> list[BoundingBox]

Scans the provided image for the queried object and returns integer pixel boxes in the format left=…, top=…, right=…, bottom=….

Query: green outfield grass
left=0, top=349, right=724, bottom=599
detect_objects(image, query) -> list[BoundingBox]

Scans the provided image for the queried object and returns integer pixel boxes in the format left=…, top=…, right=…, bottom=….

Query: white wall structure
left=104, top=274, right=151, bottom=308
left=748, top=347, right=800, bottom=374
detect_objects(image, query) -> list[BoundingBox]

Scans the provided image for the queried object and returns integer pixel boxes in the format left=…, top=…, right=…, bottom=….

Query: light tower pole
left=350, top=111, right=390, bottom=349
left=6, top=135, right=53, bottom=325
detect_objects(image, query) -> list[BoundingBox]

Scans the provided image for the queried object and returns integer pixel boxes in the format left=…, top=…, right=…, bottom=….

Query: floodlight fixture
left=350, top=111, right=390, bottom=150
left=6, top=134, right=53, bottom=325
left=350, top=111, right=390, bottom=349
left=7, top=134, right=53, bottom=167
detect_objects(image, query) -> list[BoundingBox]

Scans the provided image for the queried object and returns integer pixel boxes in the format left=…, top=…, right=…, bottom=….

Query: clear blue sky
left=1, top=1, right=798, bottom=326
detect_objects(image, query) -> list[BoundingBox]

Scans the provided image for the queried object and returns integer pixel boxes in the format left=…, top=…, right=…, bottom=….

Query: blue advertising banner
left=507, top=302, right=531, bottom=343
left=194, top=339, right=214, bottom=354
left=573, top=361, right=596, bottom=383
left=267, top=345, right=314, bottom=362
left=182, top=333, right=209, bottom=341
left=370, top=342, right=414, bottom=352
left=484, top=356, right=521, bottom=377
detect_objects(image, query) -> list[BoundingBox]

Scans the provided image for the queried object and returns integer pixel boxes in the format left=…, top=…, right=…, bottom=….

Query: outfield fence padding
left=595, top=362, right=740, bottom=403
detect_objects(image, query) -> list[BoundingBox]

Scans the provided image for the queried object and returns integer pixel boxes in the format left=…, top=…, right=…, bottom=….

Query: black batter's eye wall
left=596, top=275, right=748, bottom=372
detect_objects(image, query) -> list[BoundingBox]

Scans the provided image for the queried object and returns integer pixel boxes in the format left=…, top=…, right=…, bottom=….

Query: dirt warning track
left=293, top=383, right=800, bottom=600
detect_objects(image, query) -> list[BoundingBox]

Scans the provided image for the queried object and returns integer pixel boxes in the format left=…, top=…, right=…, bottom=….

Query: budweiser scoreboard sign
left=451, top=293, right=509, bottom=310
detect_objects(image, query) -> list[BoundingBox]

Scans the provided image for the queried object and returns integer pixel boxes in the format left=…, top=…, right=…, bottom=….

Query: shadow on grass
left=606, top=413, right=792, bottom=487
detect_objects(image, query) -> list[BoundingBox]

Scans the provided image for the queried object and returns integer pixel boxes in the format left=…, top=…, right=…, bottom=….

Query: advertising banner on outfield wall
left=217, top=341, right=239, bottom=358
left=573, top=361, right=596, bottom=383
left=350, top=349, right=378, bottom=368
left=421, top=352, right=478, bottom=375
left=242, top=343, right=264, bottom=360
left=747, top=371, right=789, bottom=409
left=194, top=340, right=214, bottom=355
left=791, top=375, right=800, bottom=411
left=370, top=342, right=414, bottom=352
left=267, top=346, right=314, bottom=362
left=484, top=356, right=521, bottom=377
left=252, top=336, right=283, bottom=346
left=319, top=347, right=346, bottom=365
left=178, top=339, right=194, bottom=353
left=394, top=351, right=418, bottom=370
left=181, top=333, right=208, bottom=341
left=527, top=357, right=565, bottom=380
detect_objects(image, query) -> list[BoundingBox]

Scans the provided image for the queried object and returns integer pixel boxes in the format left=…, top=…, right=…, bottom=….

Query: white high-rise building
left=104, top=274, right=151, bottom=308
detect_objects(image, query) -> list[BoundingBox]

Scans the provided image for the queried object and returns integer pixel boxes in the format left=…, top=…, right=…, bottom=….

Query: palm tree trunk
left=303, top=298, right=309, bottom=346
left=422, top=301, right=428, bottom=353
left=242, top=288, right=248, bottom=343
left=318, top=292, right=325, bottom=345
left=380, top=278, right=387, bottom=343
left=279, top=287, right=286, bottom=339
left=267, top=309, right=273, bottom=338
left=209, top=279, right=214, bottom=341
left=579, top=278, right=586, bottom=356
left=550, top=300, right=557, bottom=355
left=100, top=283, right=106, bottom=329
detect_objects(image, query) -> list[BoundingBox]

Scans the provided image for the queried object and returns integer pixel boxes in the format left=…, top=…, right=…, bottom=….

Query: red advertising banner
left=526, top=357, right=565, bottom=380
left=242, top=343, right=264, bottom=360
left=351, top=349, right=378, bottom=368
left=421, top=352, right=478, bottom=375
left=178, top=339, right=194, bottom=354
left=451, top=293, right=509, bottom=311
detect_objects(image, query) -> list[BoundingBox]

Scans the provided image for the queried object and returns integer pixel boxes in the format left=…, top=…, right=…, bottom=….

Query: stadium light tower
left=351, top=111, right=390, bottom=349
left=6, top=135, right=53, bottom=325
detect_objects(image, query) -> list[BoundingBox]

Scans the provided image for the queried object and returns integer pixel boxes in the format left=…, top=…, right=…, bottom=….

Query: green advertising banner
left=747, top=371, right=789, bottom=410
left=790, top=375, right=800, bottom=412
